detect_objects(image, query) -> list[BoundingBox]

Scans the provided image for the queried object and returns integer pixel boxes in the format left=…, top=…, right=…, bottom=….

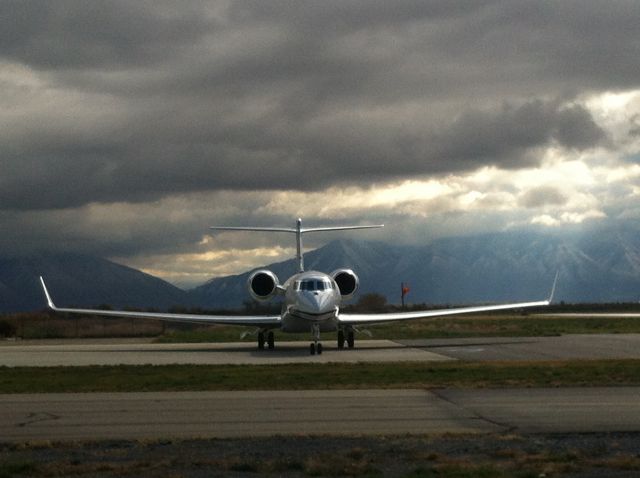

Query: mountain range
left=0, top=254, right=188, bottom=313
left=2, top=226, right=640, bottom=313
left=192, top=228, right=640, bottom=308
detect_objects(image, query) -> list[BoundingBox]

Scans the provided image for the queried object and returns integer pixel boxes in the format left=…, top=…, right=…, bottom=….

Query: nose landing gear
left=310, top=323, right=322, bottom=355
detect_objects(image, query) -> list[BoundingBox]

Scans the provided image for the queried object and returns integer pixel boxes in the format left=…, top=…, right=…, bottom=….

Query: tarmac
left=2, top=387, right=639, bottom=442
left=2, top=333, right=640, bottom=366
left=2, top=334, right=640, bottom=442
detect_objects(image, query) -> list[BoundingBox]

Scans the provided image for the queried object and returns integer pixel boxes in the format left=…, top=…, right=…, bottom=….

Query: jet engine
left=247, top=270, right=280, bottom=301
left=331, top=269, right=359, bottom=300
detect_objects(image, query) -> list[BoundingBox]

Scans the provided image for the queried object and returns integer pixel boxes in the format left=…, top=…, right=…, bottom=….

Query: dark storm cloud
left=432, top=101, right=608, bottom=168
left=0, top=0, right=636, bottom=293
left=0, top=97, right=608, bottom=210
left=0, top=1, right=212, bottom=69
left=0, top=1, right=636, bottom=218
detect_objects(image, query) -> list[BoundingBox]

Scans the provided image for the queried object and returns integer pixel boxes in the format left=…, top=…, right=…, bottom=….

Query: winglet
left=39, top=276, right=57, bottom=310
left=548, top=271, right=559, bottom=303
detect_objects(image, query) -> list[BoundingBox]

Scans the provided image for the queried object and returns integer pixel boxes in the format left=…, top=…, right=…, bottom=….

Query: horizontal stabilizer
left=210, top=224, right=384, bottom=234
left=210, top=218, right=383, bottom=272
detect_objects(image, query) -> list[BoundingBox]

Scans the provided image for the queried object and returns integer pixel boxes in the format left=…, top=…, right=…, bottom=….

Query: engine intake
left=247, top=270, right=280, bottom=301
left=331, top=269, right=359, bottom=300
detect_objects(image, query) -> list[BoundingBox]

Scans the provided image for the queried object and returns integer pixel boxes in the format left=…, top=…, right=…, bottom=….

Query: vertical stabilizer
left=296, top=218, right=303, bottom=272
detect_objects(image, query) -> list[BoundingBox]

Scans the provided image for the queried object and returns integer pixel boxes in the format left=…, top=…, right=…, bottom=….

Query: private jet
left=40, top=219, right=556, bottom=354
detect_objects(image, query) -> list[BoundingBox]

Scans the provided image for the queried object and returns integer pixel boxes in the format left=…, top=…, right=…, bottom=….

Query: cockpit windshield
left=296, top=279, right=334, bottom=291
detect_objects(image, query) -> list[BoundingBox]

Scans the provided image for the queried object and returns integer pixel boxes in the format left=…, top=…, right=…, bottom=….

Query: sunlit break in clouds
left=1, top=1, right=639, bottom=288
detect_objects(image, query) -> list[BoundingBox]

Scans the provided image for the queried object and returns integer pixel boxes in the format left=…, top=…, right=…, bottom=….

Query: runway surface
left=399, top=333, right=640, bottom=361
left=3, top=335, right=640, bottom=442
left=0, top=339, right=451, bottom=366
left=2, top=387, right=639, bottom=442
left=2, top=334, right=640, bottom=366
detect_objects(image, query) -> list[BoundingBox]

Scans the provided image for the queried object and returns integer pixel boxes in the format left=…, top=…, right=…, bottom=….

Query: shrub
left=0, top=319, right=17, bottom=338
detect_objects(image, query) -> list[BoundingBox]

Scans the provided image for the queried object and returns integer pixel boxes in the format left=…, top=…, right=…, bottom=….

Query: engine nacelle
left=247, top=270, right=280, bottom=301
left=331, top=269, right=359, bottom=300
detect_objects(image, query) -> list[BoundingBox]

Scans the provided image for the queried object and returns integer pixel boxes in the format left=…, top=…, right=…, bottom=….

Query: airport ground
left=2, top=384, right=640, bottom=477
left=3, top=333, right=640, bottom=366
left=2, top=314, right=640, bottom=477
left=3, top=431, right=640, bottom=477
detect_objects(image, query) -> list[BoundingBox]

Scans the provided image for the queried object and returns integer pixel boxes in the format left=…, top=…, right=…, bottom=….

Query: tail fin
left=211, top=218, right=383, bottom=272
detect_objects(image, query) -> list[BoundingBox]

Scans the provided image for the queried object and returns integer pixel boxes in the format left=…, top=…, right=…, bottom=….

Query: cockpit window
left=296, top=279, right=333, bottom=291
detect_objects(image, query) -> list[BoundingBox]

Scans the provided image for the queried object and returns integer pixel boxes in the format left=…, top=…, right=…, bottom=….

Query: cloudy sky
left=1, top=1, right=639, bottom=287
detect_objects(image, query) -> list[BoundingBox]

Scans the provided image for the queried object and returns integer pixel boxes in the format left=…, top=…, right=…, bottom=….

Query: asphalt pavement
left=3, top=334, right=640, bottom=366
left=2, top=387, right=639, bottom=442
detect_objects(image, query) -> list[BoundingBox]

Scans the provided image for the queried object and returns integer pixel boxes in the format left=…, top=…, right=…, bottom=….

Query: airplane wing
left=337, top=299, right=550, bottom=325
left=536, top=312, right=640, bottom=318
left=39, top=277, right=281, bottom=327
left=338, top=272, right=558, bottom=326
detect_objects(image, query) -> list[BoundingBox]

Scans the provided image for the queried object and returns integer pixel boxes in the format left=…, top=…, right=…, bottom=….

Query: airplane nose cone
left=302, top=292, right=334, bottom=314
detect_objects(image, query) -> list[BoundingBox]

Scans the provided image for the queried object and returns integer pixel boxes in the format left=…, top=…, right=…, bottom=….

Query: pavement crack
left=429, top=388, right=516, bottom=433
left=18, top=412, right=60, bottom=428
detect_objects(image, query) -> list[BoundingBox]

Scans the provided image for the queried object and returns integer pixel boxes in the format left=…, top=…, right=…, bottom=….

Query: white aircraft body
left=40, top=219, right=556, bottom=355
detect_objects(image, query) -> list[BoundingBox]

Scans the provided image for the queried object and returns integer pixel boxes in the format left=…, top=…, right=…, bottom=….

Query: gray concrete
left=0, top=339, right=453, bottom=366
left=2, top=387, right=639, bottom=442
left=438, top=387, right=640, bottom=433
left=399, top=333, right=640, bottom=361
left=3, top=333, right=640, bottom=366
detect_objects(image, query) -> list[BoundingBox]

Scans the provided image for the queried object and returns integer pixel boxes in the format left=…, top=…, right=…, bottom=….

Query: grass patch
left=377, top=315, right=640, bottom=338
left=155, top=315, right=640, bottom=343
left=407, top=464, right=539, bottom=478
left=2, top=434, right=639, bottom=478
left=0, top=461, right=36, bottom=478
left=1, top=359, right=639, bottom=393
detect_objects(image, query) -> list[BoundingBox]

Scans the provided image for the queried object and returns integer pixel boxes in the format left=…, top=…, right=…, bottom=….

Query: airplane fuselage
left=280, top=271, right=342, bottom=333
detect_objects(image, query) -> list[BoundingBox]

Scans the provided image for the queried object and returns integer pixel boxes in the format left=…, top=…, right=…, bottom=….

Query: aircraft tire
left=258, top=332, right=265, bottom=350
left=309, top=343, right=316, bottom=355
left=337, top=330, right=345, bottom=349
left=317, top=343, right=323, bottom=355
left=267, top=331, right=275, bottom=349
left=347, top=330, right=355, bottom=348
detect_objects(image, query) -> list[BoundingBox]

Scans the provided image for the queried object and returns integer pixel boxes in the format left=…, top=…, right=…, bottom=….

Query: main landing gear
left=309, top=327, right=356, bottom=354
left=307, top=327, right=358, bottom=355
left=337, top=328, right=355, bottom=349
left=257, top=330, right=275, bottom=350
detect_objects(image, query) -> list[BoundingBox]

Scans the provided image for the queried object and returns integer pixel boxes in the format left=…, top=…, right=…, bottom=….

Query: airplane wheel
left=337, top=330, right=345, bottom=349
left=317, top=343, right=323, bottom=355
left=310, top=343, right=316, bottom=355
left=347, top=330, right=355, bottom=348
left=267, top=331, right=275, bottom=350
left=258, top=331, right=265, bottom=350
